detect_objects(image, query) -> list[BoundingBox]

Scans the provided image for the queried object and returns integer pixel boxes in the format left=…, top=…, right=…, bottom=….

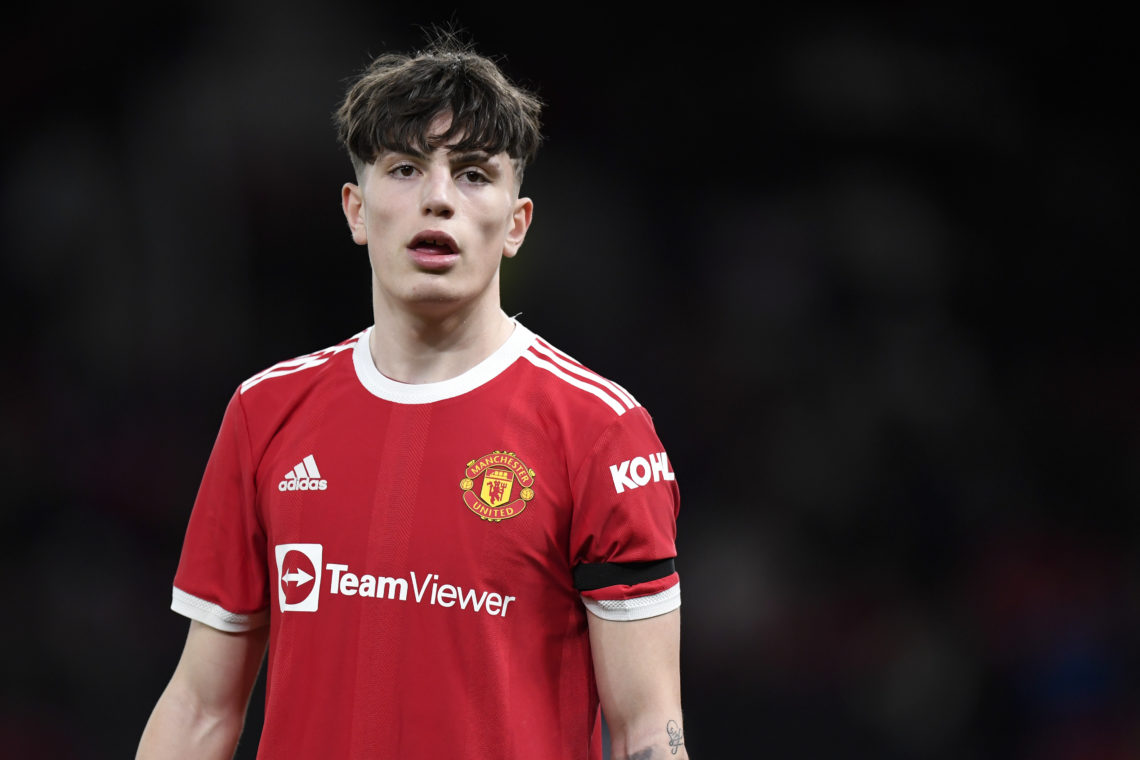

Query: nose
left=421, top=169, right=455, bottom=219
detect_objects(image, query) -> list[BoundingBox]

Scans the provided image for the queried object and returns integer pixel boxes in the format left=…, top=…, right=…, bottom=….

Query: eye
left=458, top=168, right=490, bottom=184
left=389, top=163, right=418, bottom=178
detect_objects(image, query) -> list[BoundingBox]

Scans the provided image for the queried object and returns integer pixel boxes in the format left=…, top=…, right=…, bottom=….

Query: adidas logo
left=278, top=455, right=328, bottom=492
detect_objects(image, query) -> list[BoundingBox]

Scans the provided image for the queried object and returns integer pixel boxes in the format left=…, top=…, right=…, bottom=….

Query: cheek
left=365, top=206, right=400, bottom=242
left=480, top=217, right=508, bottom=239
left=479, top=201, right=517, bottom=238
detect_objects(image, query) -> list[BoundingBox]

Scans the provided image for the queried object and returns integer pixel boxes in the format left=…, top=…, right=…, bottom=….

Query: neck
left=368, top=294, right=515, bottom=385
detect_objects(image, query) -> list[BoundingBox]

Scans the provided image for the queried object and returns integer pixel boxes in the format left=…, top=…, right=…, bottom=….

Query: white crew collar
left=353, top=319, right=536, bottom=403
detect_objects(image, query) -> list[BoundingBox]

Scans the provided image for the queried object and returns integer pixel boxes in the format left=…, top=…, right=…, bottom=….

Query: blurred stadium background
left=2, top=3, right=1135, bottom=758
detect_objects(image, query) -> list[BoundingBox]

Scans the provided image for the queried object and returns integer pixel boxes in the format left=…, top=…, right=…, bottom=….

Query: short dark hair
left=334, top=34, right=544, bottom=184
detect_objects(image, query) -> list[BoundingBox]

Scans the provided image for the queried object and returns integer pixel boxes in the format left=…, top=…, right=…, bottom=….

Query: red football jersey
left=170, top=320, right=681, bottom=759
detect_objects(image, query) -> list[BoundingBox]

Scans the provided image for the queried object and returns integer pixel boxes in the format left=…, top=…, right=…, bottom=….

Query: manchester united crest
left=460, top=451, right=536, bottom=521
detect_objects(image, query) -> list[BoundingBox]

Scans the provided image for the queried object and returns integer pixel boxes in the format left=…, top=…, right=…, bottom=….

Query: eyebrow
left=447, top=150, right=498, bottom=167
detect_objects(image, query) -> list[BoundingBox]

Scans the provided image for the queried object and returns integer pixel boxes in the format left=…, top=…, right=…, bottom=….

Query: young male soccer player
left=137, top=37, right=687, bottom=760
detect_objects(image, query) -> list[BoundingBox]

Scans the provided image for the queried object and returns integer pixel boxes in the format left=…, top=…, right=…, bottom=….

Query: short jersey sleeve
left=569, top=407, right=681, bottom=621
left=170, top=389, right=270, bottom=631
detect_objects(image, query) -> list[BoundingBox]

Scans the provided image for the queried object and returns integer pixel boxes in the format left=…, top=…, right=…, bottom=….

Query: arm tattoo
left=667, top=719, right=684, bottom=755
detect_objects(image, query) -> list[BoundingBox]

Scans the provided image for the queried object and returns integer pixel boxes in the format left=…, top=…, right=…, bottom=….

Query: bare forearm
left=137, top=680, right=246, bottom=760
left=138, top=622, right=267, bottom=759
left=589, top=608, right=688, bottom=759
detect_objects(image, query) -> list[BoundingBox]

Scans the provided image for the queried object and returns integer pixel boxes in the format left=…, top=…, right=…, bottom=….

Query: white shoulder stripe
left=521, top=349, right=628, bottom=416
left=530, top=341, right=639, bottom=410
left=240, top=333, right=362, bottom=394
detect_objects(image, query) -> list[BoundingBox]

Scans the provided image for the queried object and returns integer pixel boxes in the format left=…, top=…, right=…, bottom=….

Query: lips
left=409, top=231, right=459, bottom=255
left=407, top=230, right=460, bottom=271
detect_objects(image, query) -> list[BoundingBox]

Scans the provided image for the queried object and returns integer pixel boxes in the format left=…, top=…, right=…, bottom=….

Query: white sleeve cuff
left=171, top=587, right=269, bottom=632
left=582, top=582, right=681, bottom=622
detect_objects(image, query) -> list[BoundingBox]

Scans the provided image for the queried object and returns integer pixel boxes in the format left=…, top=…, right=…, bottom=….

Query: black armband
left=572, top=558, right=676, bottom=591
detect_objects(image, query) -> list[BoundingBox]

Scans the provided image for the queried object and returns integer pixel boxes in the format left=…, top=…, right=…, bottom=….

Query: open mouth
left=409, top=231, right=459, bottom=255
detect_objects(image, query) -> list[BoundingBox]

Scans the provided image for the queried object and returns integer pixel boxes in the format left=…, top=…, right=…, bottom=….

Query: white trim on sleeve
left=171, top=587, right=269, bottom=632
left=582, top=582, right=681, bottom=622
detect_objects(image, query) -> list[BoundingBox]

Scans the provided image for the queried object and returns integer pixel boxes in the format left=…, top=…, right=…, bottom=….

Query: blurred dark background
left=2, top=3, right=1136, bottom=758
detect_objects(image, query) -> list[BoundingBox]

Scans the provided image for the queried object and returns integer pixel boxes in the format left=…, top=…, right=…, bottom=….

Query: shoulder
left=240, top=330, right=364, bottom=393
left=232, top=329, right=365, bottom=418
left=213, top=329, right=366, bottom=457
left=514, top=328, right=643, bottom=421
left=510, top=327, right=672, bottom=474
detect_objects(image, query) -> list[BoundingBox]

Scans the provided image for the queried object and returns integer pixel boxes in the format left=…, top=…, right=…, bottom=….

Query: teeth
left=414, top=235, right=453, bottom=251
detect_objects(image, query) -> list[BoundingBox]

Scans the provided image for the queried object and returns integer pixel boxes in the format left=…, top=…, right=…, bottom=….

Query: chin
left=403, top=289, right=470, bottom=316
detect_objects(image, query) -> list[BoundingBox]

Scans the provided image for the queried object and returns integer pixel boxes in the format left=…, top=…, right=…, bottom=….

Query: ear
left=342, top=182, right=367, bottom=245
left=502, top=197, right=534, bottom=259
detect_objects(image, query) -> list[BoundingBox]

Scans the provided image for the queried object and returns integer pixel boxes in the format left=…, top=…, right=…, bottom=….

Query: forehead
left=428, top=111, right=453, bottom=136
left=425, top=114, right=507, bottom=159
